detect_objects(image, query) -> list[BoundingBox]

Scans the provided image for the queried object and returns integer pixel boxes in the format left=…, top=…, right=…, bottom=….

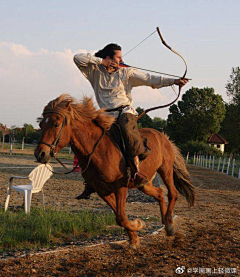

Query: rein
left=39, top=111, right=66, bottom=157
left=38, top=111, right=105, bottom=175
left=78, top=125, right=105, bottom=174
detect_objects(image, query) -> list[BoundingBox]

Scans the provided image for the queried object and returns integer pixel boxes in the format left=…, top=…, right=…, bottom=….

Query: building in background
left=208, top=133, right=229, bottom=153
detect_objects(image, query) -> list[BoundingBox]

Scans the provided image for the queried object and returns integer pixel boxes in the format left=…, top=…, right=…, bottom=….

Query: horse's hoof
left=129, top=243, right=139, bottom=250
left=129, top=241, right=140, bottom=250
left=129, top=236, right=140, bottom=250
left=137, top=218, right=146, bottom=229
left=166, top=227, right=175, bottom=236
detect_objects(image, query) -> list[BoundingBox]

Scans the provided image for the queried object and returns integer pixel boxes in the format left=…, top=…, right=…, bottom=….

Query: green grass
left=0, top=208, right=122, bottom=252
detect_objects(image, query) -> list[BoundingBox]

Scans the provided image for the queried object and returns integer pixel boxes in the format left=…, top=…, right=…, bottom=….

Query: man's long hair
left=95, top=43, right=121, bottom=59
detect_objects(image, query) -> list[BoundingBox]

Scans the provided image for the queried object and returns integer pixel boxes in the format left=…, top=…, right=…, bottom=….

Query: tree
left=220, top=104, right=240, bottom=153
left=136, top=107, right=166, bottom=132
left=166, top=87, right=226, bottom=144
left=22, top=124, right=35, bottom=142
left=226, top=67, right=240, bottom=105
left=0, top=123, right=9, bottom=147
left=9, top=125, right=19, bottom=143
left=136, top=107, right=154, bottom=129
left=152, top=117, right=167, bottom=132
left=221, top=67, right=240, bottom=153
left=36, top=117, right=43, bottom=124
left=8, top=124, right=40, bottom=144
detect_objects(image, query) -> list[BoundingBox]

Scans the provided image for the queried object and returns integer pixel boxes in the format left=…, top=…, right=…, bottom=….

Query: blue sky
left=1, top=0, right=240, bottom=128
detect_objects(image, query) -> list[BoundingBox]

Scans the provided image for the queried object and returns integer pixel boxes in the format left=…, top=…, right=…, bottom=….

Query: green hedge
left=179, top=141, right=222, bottom=157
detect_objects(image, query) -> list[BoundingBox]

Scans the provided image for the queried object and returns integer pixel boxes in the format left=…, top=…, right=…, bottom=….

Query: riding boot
left=129, top=156, right=149, bottom=187
left=76, top=182, right=95, bottom=200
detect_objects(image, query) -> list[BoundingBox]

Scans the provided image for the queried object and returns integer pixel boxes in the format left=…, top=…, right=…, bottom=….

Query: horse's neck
left=70, top=120, right=105, bottom=156
left=70, top=120, right=124, bottom=182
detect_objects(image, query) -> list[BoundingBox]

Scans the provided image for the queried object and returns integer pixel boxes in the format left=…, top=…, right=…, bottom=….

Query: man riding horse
left=73, top=43, right=188, bottom=199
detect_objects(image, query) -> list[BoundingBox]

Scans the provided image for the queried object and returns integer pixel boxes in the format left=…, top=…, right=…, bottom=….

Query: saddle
left=108, top=123, right=149, bottom=163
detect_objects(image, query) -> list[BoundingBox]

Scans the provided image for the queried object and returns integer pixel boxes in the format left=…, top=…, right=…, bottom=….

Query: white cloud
left=0, top=43, right=92, bottom=128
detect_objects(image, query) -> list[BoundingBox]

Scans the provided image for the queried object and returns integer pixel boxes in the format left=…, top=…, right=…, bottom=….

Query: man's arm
left=73, top=53, right=102, bottom=80
left=128, top=70, right=176, bottom=89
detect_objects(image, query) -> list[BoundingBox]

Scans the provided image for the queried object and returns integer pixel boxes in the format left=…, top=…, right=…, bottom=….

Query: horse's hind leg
left=138, top=181, right=167, bottom=225
left=100, top=191, right=141, bottom=249
left=158, top=166, right=178, bottom=236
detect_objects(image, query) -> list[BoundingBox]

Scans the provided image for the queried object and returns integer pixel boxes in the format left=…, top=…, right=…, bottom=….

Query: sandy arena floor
left=0, top=154, right=239, bottom=276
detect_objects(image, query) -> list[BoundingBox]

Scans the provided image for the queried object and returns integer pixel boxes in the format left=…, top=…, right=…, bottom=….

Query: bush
left=179, top=141, right=222, bottom=157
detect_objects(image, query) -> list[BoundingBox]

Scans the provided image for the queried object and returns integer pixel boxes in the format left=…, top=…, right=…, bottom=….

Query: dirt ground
left=0, top=154, right=239, bottom=276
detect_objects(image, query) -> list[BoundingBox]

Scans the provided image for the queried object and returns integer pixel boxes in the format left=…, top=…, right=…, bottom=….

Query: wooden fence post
left=217, top=157, right=221, bottom=171
left=221, top=158, right=226, bottom=173
left=212, top=156, right=215, bottom=170
left=9, top=143, right=13, bottom=155
left=231, top=159, right=235, bottom=177
left=226, top=158, right=231, bottom=175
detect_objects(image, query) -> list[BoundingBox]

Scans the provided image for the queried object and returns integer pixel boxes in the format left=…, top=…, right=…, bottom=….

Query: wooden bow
left=137, top=27, right=189, bottom=120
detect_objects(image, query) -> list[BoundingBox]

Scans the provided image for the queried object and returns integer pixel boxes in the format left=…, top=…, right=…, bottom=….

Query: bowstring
left=123, top=30, right=157, bottom=58
left=123, top=28, right=178, bottom=97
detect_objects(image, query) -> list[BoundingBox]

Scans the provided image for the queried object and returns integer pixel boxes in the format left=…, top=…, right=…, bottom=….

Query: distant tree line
left=1, top=124, right=41, bottom=144
left=220, top=67, right=240, bottom=153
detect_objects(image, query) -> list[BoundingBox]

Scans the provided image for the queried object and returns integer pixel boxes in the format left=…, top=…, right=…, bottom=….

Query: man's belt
left=106, top=105, right=129, bottom=113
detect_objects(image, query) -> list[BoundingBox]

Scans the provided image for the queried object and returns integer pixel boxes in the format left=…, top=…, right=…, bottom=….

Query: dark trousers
left=118, top=113, right=150, bottom=161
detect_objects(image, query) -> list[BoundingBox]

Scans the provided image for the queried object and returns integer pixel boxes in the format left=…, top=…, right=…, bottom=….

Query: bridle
left=38, top=111, right=105, bottom=175
left=39, top=111, right=67, bottom=158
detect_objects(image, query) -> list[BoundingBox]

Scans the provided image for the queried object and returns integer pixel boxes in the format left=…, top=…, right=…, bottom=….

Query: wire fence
left=186, top=154, right=240, bottom=179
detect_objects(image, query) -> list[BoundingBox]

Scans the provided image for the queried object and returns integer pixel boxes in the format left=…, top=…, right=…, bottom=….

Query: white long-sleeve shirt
left=74, top=53, right=175, bottom=117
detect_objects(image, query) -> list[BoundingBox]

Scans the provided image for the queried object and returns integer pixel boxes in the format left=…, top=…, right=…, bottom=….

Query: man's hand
left=102, top=57, right=119, bottom=70
left=174, top=78, right=189, bottom=88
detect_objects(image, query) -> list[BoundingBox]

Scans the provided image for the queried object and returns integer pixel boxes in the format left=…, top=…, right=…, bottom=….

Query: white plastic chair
left=4, top=164, right=53, bottom=214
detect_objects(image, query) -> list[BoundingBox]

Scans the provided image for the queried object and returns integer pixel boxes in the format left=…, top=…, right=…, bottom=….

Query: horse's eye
left=54, top=123, right=60, bottom=128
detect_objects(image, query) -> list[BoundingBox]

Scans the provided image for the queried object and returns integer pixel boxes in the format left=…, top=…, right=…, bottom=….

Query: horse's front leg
left=114, top=186, right=146, bottom=249
left=100, top=192, right=138, bottom=248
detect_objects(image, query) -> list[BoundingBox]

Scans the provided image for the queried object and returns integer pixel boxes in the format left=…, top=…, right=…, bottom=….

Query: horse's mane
left=43, top=94, right=115, bottom=129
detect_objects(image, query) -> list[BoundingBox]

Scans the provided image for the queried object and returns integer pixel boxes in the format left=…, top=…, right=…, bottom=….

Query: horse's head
left=34, top=110, right=71, bottom=163
left=35, top=94, right=115, bottom=163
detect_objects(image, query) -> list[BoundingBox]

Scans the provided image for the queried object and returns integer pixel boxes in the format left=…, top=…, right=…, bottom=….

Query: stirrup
left=75, top=183, right=95, bottom=200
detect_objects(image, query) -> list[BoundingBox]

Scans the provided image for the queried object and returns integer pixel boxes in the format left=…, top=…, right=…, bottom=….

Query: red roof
left=207, top=133, right=229, bottom=144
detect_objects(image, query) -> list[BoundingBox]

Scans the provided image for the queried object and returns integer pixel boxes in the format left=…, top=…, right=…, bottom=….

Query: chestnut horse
left=35, top=94, right=195, bottom=249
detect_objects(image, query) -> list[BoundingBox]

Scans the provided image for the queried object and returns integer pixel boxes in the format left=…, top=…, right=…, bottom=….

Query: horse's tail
left=171, top=142, right=195, bottom=207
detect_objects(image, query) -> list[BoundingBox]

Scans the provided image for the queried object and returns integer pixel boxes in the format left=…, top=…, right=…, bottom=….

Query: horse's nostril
left=41, top=151, right=45, bottom=158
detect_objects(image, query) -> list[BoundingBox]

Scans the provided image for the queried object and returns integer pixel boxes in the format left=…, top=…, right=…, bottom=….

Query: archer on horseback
left=73, top=43, right=188, bottom=199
